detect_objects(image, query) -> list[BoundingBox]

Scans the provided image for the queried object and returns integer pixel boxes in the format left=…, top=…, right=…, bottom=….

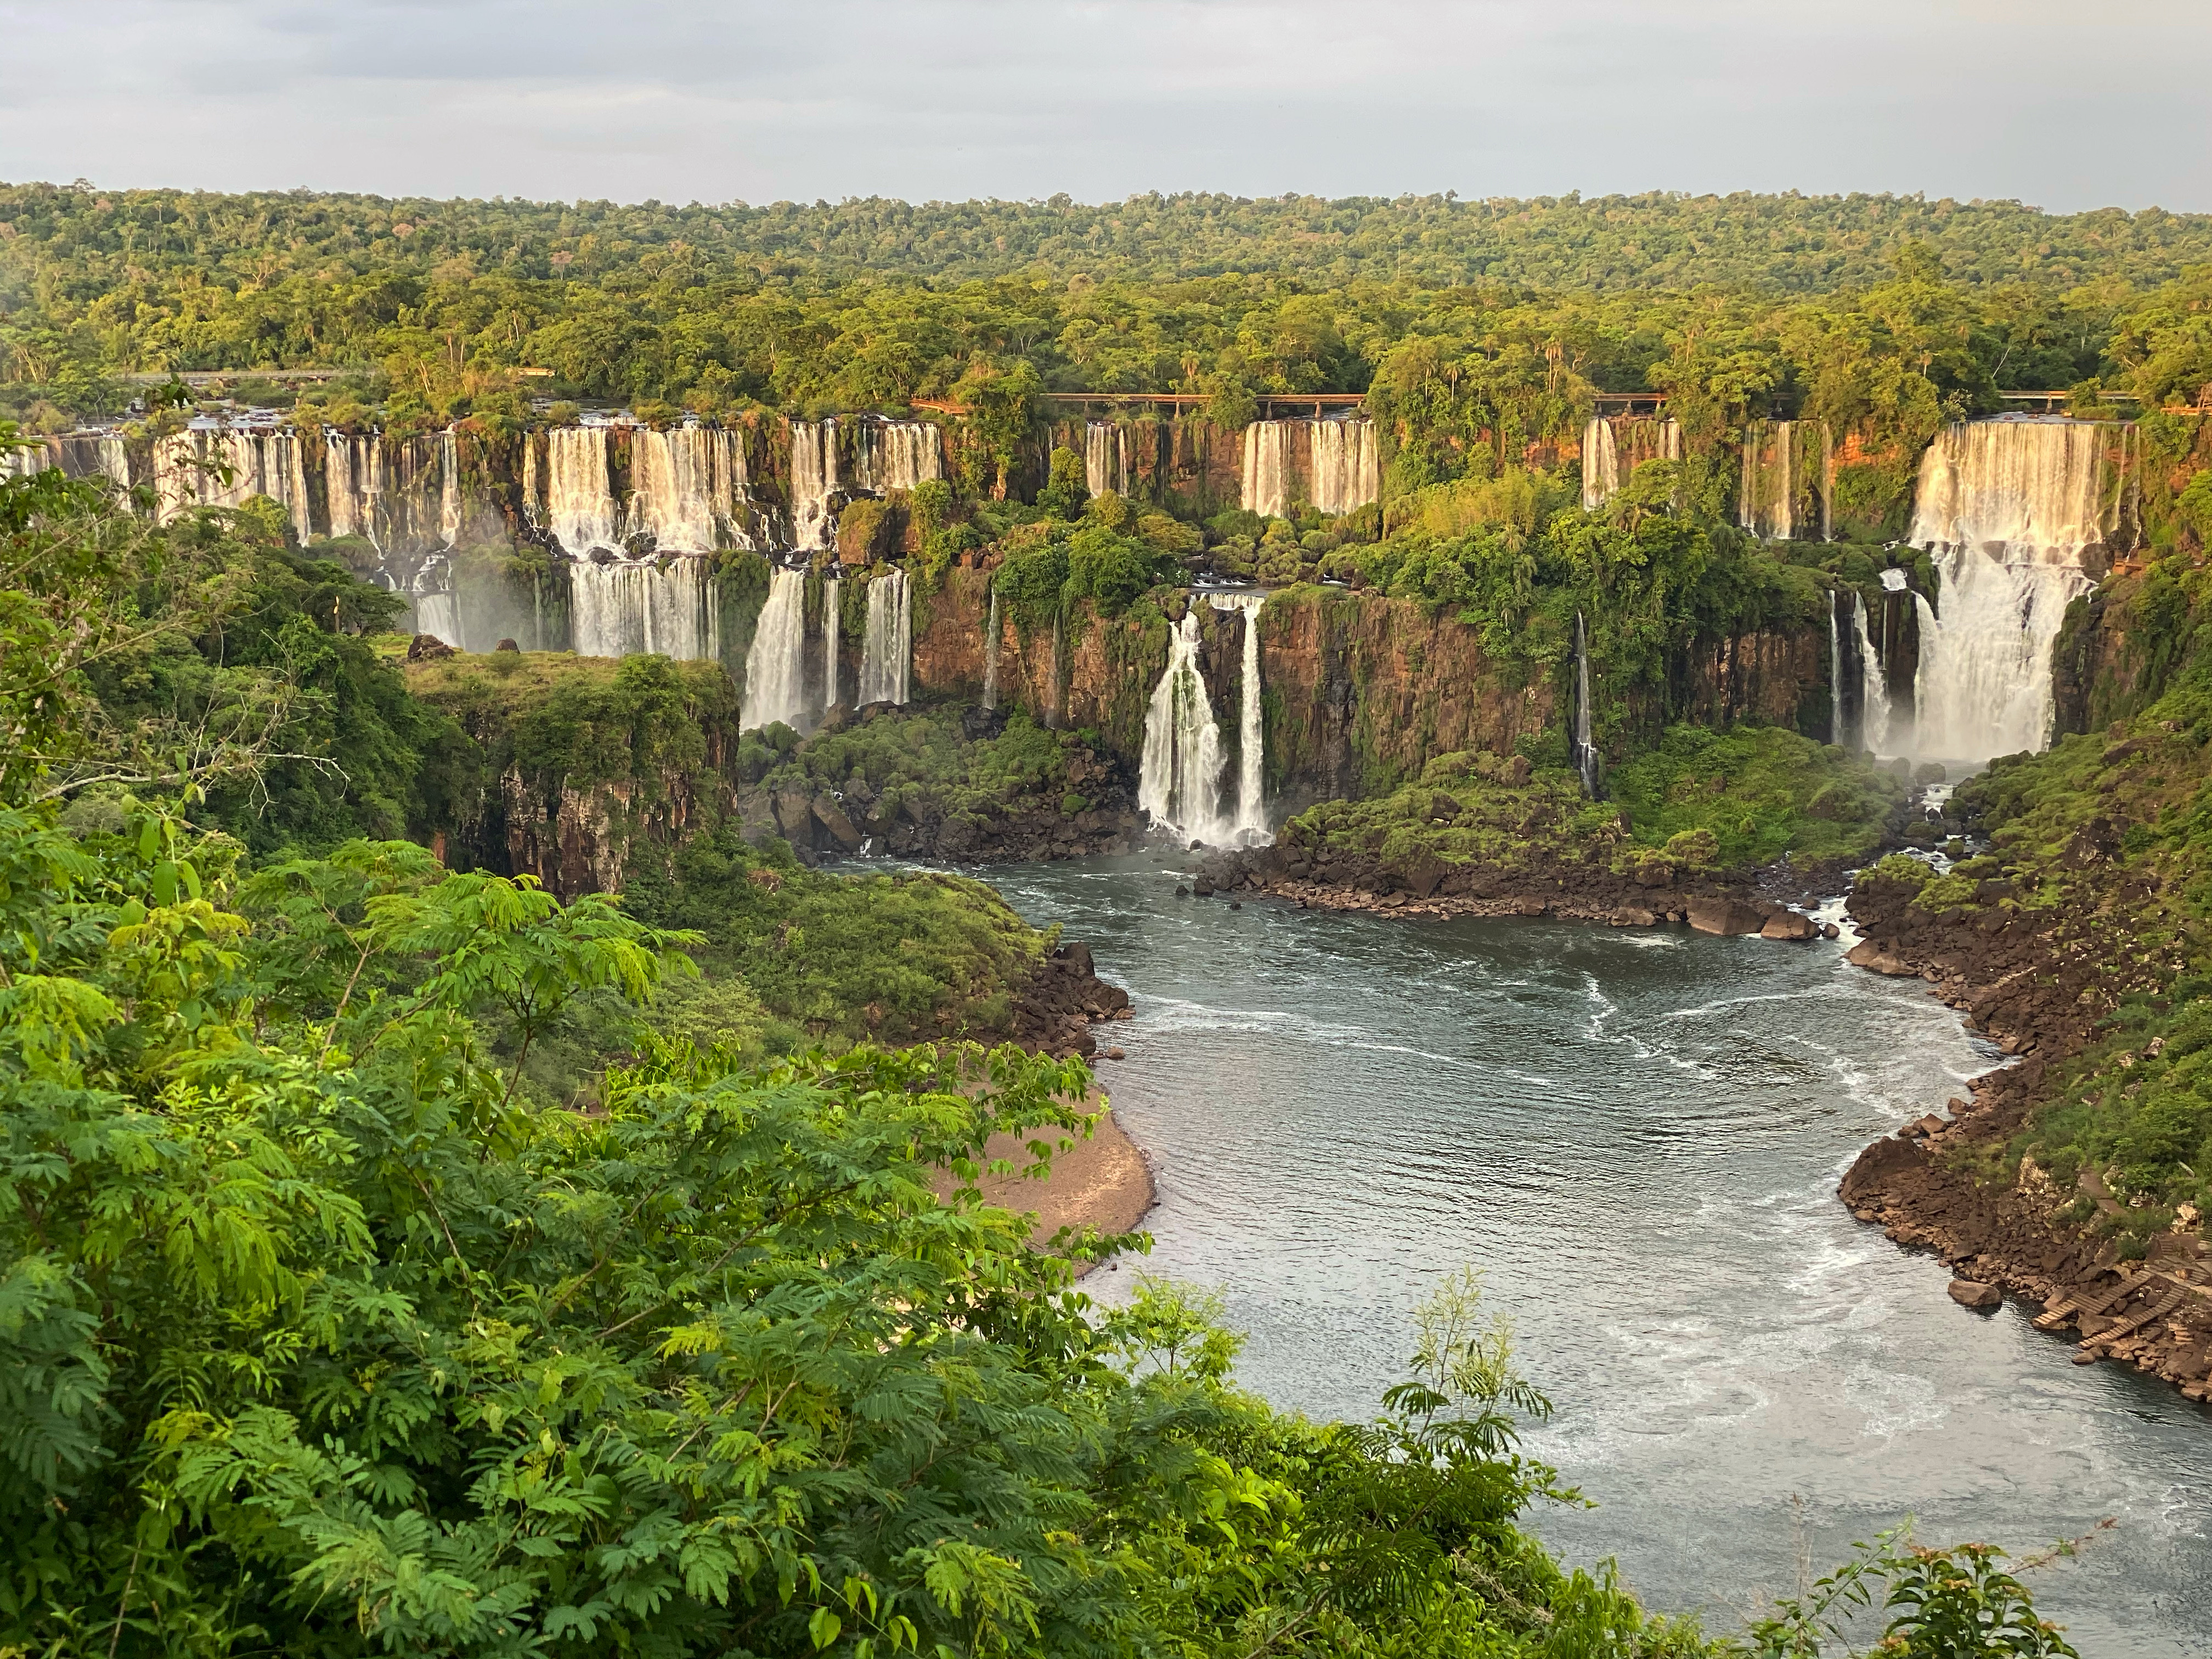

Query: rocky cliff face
left=911, top=568, right=1832, bottom=814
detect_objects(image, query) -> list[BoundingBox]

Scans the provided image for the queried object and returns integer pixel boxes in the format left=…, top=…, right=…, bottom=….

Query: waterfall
left=545, top=427, right=621, bottom=554
left=853, top=421, right=943, bottom=493
left=325, top=432, right=379, bottom=542
left=1139, top=611, right=1229, bottom=844
left=1828, top=591, right=1843, bottom=746
left=1850, top=592, right=1892, bottom=753
left=744, top=567, right=810, bottom=732
left=1210, top=593, right=1268, bottom=842
left=1308, top=417, right=1380, bottom=515
left=790, top=420, right=837, bottom=551
left=982, top=587, right=1001, bottom=712
left=153, top=428, right=314, bottom=543
left=822, top=577, right=842, bottom=714
left=1582, top=417, right=1620, bottom=509
left=857, top=568, right=912, bottom=707
left=1571, top=612, right=1600, bottom=797
left=625, top=426, right=721, bottom=552
left=1240, top=421, right=1294, bottom=518
left=569, top=557, right=720, bottom=661
left=1738, top=420, right=1796, bottom=541
left=438, top=429, right=462, bottom=546
left=1084, top=422, right=1129, bottom=498
left=1906, top=420, right=2123, bottom=760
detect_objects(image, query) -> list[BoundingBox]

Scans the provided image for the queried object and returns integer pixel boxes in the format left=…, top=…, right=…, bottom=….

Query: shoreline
left=1182, top=852, right=2212, bottom=1401
left=1835, top=882, right=2212, bottom=1404
left=941, top=1099, right=1156, bottom=1278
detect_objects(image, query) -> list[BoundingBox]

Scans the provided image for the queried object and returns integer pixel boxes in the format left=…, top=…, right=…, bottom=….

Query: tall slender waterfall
left=822, top=577, right=842, bottom=714
left=790, top=420, right=837, bottom=551
left=438, top=429, right=462, bottom=546
left=1308, top=417, right=1380, bottom=515
left=569, top=558, right=720, bottom=661
left=1850, top=593, right=1892, bottom=753
left=1582, top=417, right=1619, bottom=509
left=982, top=587, right=1001, bottom=712
left=857, top=569, right=912, bottom=707
left=744, top=567, right=810, bottom=732
left=1240, top=421, right=1295, bottom=518
left=1571, top=612, right=1600, bottom=797
left=1084, top=422, right=1129, bottom=498
left=1907, top=420, right=2125, bottom=760
left=1827, top=592, right=1843, bottom=746
left=1139, top=611, right=1229, bottom=844
left=545, top=427, right=621, bottom=554
left=1210, top=594, right=1268, bottom=842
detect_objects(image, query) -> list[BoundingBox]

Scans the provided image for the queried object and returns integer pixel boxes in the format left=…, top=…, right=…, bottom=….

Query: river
left=981, top=852, right=2212, bottom=1656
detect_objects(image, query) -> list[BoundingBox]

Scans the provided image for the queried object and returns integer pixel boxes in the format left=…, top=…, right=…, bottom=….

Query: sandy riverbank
left=938, top=1098, right=1155, bottom=1276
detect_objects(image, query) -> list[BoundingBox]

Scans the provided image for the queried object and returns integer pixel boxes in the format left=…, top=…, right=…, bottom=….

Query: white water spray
left=1139, top=611, right=1229, bottom=843
left=1571, top=612, right=1600, bottom=797
left=570, top=558, right=720, bottom=661
left=822, top=577, right=842, bottom=714
left=1907, top=420, right=2124, bottom=760
left=1210, top=594, right=1268, bottom=843
left=857, top=569, right=912, bottom=707
left=744, top=566, right=810, bottom=732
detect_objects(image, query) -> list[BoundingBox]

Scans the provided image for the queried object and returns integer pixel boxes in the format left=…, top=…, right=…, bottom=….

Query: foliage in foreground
left=0, top=801, right=1711, bottom=1657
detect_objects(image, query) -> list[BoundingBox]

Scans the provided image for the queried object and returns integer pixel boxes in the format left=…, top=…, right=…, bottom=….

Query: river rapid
left=981, top=853, right=2212, bottom=1656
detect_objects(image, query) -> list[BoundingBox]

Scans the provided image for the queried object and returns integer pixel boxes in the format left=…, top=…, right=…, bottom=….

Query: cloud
left=1, top=0, right=2207, bottom=212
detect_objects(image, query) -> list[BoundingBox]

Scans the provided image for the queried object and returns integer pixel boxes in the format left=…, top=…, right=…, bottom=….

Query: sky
left=3, top=0, right=2210, bottom=213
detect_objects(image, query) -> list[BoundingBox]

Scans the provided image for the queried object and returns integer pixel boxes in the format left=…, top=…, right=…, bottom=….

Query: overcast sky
left=3, top=0, right=2208, bottom=213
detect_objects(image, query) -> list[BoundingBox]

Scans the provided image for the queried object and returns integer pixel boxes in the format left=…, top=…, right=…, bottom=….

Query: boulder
left=1948, top=1279, right=2002, bottom=1310
left=771, top=788, right=816, bottom=843
left=1687, top=896, right=1765, bottom=936
left=1845, top=940, right=1918, bottom=977
left=406, top=633, right=455, bottom=661
left=1610, top=907, right=1658, bottom=927
left=811, top=794, right=862, bottom=851
left=494, top=637, right=521, bottom=653
left=1759, top=911, right=1818, bottom=941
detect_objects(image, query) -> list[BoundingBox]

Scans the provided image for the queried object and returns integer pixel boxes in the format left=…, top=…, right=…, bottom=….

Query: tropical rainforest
left=0, top=180, right=2185, bottom=1655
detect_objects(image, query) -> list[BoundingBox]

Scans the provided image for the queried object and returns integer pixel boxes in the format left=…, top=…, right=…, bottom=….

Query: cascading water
left=1138, top=611, right=1230, bottom=844
left=853, top=421, right=943, bottom=494
left=569, top=557, right=720, bottom=661
left=822, top=577, right=841, bottom=714
left=1907, top=420, right=2126, bottom=760
left=790, top=420, right=837, bottom=551
left=1307, top=417, right=1380, bottom=515
left=325, top=432, right=381, bottom=543
left=982, top=587, right=1001, bottom=712
left=625, top=426, right=723, bottom=552
left=1827, top=592, right=1843, bottom=746
left=1571, top=612, right=1600, bottom=797
left=438, top=429, right=463, bottom=547
left=1737, top=420, right=1835, bottom=543
left=1240, top=421, right=1295, bottom=518
left=857, top=569, right=912, bottom=707
left=744, top=566, right=810, bottom=732
left=1582, top=417, right=1620, bottom=510
left=1209, top=593, right=1268, bottom=843
left=1084, top=422, right=1130, bottom=498
left=154, top=428, right=315, bottom=543
left=1852, top=592, right=1893, bottom=753
left=545, top=427, right=622, bottom=554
